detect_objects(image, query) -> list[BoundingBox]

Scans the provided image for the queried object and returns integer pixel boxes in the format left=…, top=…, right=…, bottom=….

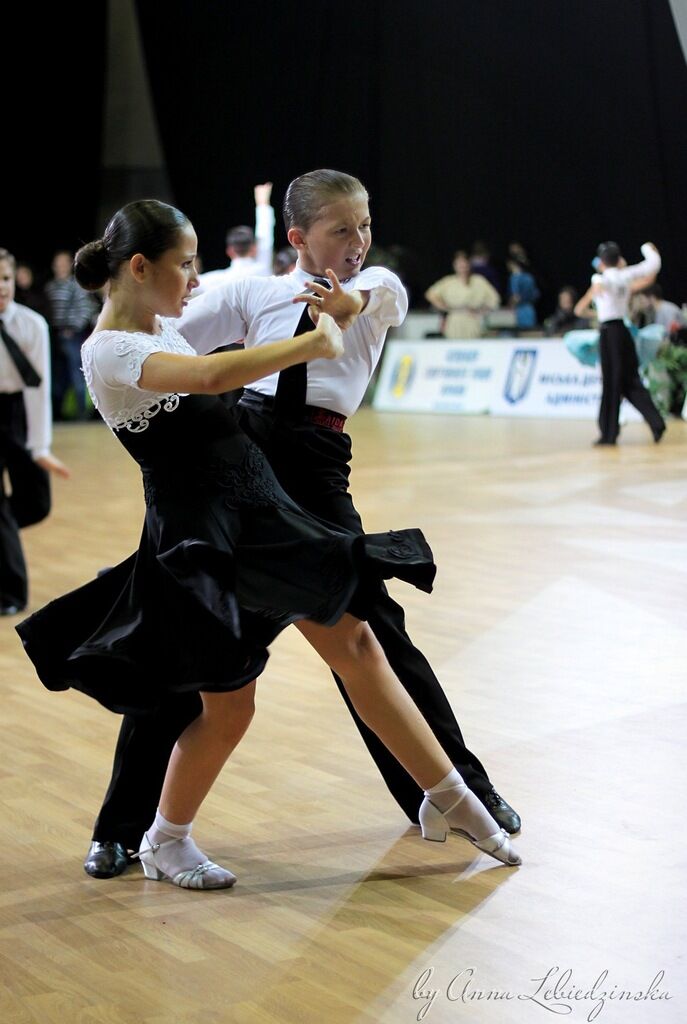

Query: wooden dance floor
left=1, top=411, right=685, bottom=1024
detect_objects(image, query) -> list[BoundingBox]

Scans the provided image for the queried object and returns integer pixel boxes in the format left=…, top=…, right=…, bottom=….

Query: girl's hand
left=293, top=269, right=366, bottom=332
left=311, top=313, right=344, bottom=360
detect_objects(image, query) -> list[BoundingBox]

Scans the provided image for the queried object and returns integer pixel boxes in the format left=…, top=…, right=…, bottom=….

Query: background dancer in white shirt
left=575, top=241, right=665, bottom=446
left=0, top=248, right=69, bottom=616
left=196, top=182, right=275, bottom=294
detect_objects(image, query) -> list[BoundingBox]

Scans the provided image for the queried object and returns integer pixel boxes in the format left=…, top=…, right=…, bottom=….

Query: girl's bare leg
left=137, top=683, right=256, bottom=887
left=296, top=615, right=453, bottom=789
left=159, top=682, right=256, bottom=823
left=296, top=614, right=520, bottom=864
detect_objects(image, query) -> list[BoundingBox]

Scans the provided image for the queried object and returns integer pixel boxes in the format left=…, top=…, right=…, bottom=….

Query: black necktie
left=0, top=319, right=42, bottom=387
left=274, top=277, right=330, bottom=418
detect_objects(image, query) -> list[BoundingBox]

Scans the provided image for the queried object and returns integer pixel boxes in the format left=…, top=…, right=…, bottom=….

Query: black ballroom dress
left=16, top=324, right=436, bottom=715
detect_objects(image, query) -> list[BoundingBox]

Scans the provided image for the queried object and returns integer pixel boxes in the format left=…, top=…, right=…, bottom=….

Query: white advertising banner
left=489, top=341, right=603, bottom=419
left=372, top=340, right=510, bottom=414
left=373, top=338, right=641, bottom=421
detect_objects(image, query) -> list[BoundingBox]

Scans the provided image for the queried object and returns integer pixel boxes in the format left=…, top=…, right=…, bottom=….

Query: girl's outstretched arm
left=138, top=314, right=343, bottom=396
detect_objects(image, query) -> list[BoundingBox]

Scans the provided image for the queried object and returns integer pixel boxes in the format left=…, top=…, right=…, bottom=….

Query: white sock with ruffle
left=142, top=809, right=236, bottom=885
left=425, top=768, right=500, bottom=841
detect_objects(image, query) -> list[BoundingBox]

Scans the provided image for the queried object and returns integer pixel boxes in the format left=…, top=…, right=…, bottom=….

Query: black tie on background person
left=0, top=319, right=42, bottom=387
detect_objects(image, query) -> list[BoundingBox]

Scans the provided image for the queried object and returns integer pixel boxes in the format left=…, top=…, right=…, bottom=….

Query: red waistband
left=240, top=392, right=347, bottom=432
left=304, top=406, right=347, bottom=432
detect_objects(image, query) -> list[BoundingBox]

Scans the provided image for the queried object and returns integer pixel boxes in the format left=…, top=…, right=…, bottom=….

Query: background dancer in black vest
left=84, top=172, right=521, bottom=880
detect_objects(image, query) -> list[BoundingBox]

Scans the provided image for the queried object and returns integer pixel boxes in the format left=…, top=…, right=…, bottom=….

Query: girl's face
left=289, top=194, right=371, bottom=279
left=146, top=223, right=200, bottom=317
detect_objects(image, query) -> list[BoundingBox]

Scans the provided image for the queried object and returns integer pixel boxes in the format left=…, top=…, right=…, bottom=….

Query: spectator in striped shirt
left=44, top=250, right=100, bottom=419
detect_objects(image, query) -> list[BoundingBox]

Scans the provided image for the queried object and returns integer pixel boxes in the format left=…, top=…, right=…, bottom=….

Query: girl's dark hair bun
left=74, top=200, right=189, bottom=290
left=74, top=239, right=110, bottom=291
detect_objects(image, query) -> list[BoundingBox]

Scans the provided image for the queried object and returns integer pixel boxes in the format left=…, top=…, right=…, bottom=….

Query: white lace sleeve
left=92, top=334, right=165, bottom=389
left=82, top=325, right=197, bottom=432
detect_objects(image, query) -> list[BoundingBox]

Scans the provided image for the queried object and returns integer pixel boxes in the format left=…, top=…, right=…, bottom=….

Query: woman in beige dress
left=425, top=250, right=500, bottom=338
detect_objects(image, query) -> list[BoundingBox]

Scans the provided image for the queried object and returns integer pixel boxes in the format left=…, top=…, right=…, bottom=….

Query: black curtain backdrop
left=5, top=7, right=107, bottom=277
left=135, top=0, right=687, bottom=311
left=8, top=2, right=684, bottom=308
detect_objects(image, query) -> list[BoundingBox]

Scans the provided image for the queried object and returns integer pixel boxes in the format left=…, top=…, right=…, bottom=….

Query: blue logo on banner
left=504, top=349, right=537, bottom=404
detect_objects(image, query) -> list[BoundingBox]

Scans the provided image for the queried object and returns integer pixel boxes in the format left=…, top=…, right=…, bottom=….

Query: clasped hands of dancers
left=17, top=174, right=521, bottom=890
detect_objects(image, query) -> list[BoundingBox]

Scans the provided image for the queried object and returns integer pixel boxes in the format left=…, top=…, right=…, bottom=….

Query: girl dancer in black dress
left=17, top=201, right=520, bottom=889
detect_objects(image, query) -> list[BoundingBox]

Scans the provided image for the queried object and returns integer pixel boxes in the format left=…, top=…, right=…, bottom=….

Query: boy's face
left=289, top=195, right=371, bottom=279
left=0, top=259, right=16, bottom=314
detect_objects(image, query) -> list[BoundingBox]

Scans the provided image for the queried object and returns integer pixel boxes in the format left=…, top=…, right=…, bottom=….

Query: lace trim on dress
left=80, top=338, right=97, bottom=399
left=82, top=324, right=193, bottom=432
left=111, top=394, right=182, bottom=433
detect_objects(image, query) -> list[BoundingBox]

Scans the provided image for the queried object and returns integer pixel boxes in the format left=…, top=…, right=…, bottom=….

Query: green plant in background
left=61, top=385, right=95, bottom=421
left=647, top=343, right=687, bottom=417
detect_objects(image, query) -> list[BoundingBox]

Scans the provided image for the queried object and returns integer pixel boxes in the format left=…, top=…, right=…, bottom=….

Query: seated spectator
left=425, top=250, right=500, bottom=339
left=507, top=256, right=540, bottom=329
left=634, top=284, right=685, bottom=333
left=544, top=286, right=589, bottom=335
left=470, top=240, right=502, bottom=297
